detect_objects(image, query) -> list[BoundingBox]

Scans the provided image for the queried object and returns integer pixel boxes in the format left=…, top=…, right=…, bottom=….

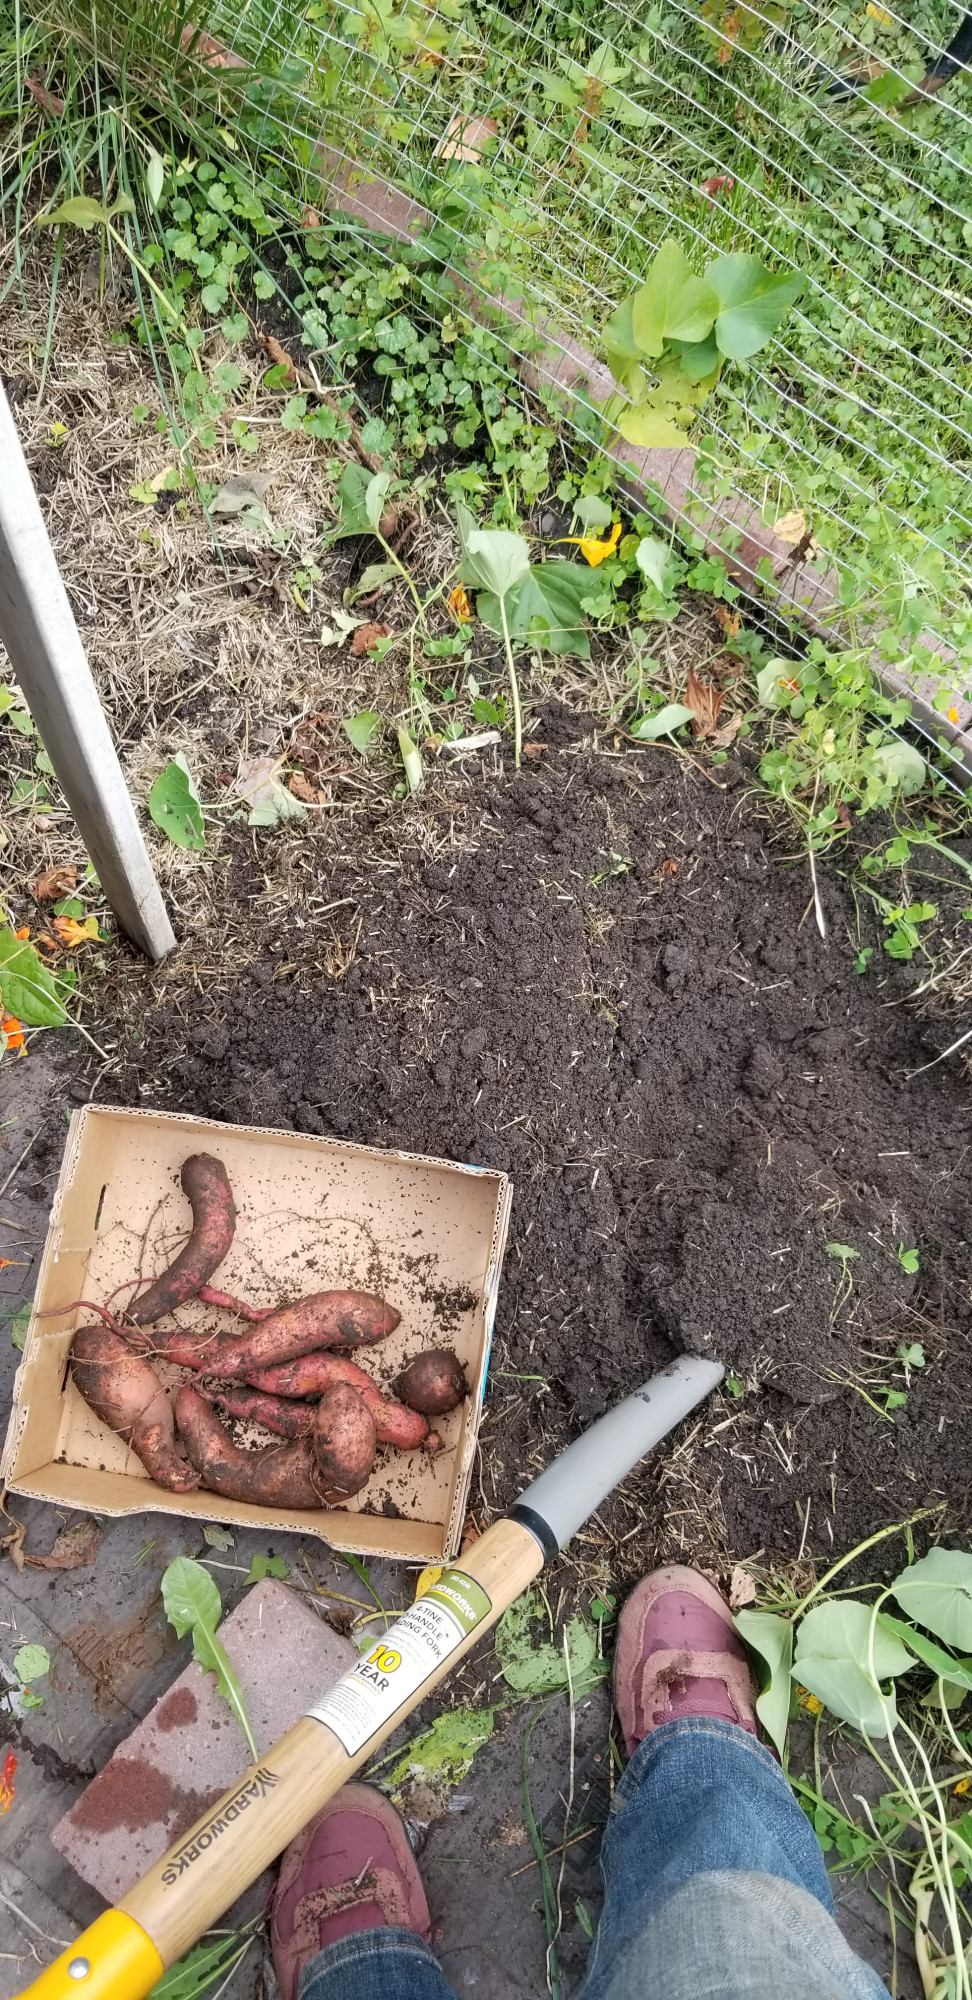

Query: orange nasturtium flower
left=0, top=1749, right=17, bottom=1813
left=14, top=926, right=29, bottom=940
left=948, top=706, right=960, bottom=724
left=449, top=585, right=473, bottom=623
left=51, top=913, right=100, bottom=948
left=570, top=522, right=622, bottom=567
left=1, top=1014, right=25, bottom=1053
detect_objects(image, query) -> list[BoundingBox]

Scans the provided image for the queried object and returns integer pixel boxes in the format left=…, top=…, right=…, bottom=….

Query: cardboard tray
left=1, top=1106, right=512, bottom=1563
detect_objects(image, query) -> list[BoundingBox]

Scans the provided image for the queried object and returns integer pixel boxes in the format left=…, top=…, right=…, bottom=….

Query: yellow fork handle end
left=16, top=1910, right=163, bottom=2000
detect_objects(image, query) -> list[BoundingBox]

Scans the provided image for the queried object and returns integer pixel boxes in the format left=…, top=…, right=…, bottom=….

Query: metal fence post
left=0, top=380, right=175, bottom=963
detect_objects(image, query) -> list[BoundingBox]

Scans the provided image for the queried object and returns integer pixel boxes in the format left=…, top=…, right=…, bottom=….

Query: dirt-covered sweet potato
left=244, top=1352, right=438, bottom=1450
left=131, top=1155, right=236, bottom=1326
left=135, top=1289, right=400, bottom=1379
left=312, top=1385, right=377, bottom=1502
left=208, top=1383, right=314, bottom=1439
left=175, top=1386, right=320, bottom=1507
left=72, top=1326, right=199, bottom=1492
left=392, top=1348, right=469, bottom=1416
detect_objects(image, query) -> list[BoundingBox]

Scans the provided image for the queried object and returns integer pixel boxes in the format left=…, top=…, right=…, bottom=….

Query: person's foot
left=271, top=1783, right=431, bottom=2000
left=614, top=1565, right=757, bottom=1755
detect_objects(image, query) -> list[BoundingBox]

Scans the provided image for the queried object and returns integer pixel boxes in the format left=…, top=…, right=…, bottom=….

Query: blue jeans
left=299, top=1718, right=891, bottom=2000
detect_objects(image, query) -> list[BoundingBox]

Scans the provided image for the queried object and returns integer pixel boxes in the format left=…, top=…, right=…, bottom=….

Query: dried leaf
left=684, top=668, right=726, bottom=737
left=257, top=332, right=296, bottom=384
left=25, top=75, right=65, bottom=116
left=437, top=115, right=499, bottom=163
left=211, top=472, right=271, bottom=516
left=699, top=174, right=734, bottom=200
left=350, top=622, right=393, bottom=656
left=34, top=865, right=77, bottom=901
left=773, top=509, right=808, bottom=546
left=234, top=754, right=306, bottom=827
left=711, top=711, right=743, bottom=749
left=51, top=914, right=100, bottom=947
left=288, top=772, right=326, bottom=804
left=729, top=1564, right=757, bottom=1610
left=522, top=743, right=548, bottom=760
left=179, top=23, right=248, bottom=67
left=714, top=606, right=741, bottom=639
left=26, top=1518, right=101, bottom=1571
left=661, top=859, right=678, bottom=877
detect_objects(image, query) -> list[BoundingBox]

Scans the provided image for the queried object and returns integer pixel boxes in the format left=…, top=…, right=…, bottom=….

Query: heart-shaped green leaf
left=0, top=929, right=69, bottom=1027
left=630, top=702, right=695, bottom=740
left=616, top=404, right=688, bottom=449
left=708, top=253, right=804, bottom=361
left=148, top=754, right=205, bottom=851
left=735, top=1609, right=793, bottom=1757
left=630, top=240, right=718, bottom=357
left=890, top=1548, right=972, bottom=1651
left=478, top=563, right=591, bottom=658
left=458, top=508, right=531, bottom=600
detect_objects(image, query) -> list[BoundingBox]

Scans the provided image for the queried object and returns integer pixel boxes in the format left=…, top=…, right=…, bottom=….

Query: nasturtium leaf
left=629, top=702, right=695, bottom=740
left=571, top=495, right=614, bottom=532
left=0, top=929, right=69, bottom=1027
left=148, top=754, right=205, bottom=851
left=708, top=253, right=804, bottom=361
left=13, top=1643, right=50, bottom=1682
left=332, top=462, right=373, bottom=539
left=890, top=1548, right=972, bottom=1651
left=343, top=711, right=381, bottom=755
left=635, top=535, right=672, bottom=592
left=873, top=740, right=925, bottom=795
left=457, top=507, right=530, bottom=600
left=735, top=1609, right=793, bottom=1757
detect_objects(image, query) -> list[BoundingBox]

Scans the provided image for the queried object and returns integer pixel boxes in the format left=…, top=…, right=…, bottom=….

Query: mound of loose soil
left=109, top=711, right=972, bottom=1565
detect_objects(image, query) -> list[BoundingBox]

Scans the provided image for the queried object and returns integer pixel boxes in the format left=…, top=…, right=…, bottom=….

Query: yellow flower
left=795, top=1685, right=824, bottom=1716
left=449, top=585, right=473, bottom=622
left=948, top=706, right=960, bottom=724
left=954, top=1776, right=971, bottom=1796
left=557, top=522, right=622, bottom=566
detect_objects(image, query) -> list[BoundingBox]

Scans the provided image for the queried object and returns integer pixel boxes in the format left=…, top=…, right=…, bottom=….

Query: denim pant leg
left=580, top=1716, right=891, bottom=2000
left=299, top=1927, right=454, bottom=2000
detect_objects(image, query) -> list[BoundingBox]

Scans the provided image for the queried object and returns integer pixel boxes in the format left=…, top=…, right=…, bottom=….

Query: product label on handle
left=307, top=1568, right=491, bottom=1756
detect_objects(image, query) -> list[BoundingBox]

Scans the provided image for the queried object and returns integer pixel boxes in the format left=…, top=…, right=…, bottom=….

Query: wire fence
left=42, top=0, right=972, bottom=653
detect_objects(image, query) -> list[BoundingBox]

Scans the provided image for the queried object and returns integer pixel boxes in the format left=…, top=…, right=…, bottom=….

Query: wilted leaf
left=343, top=712, right=381, bottom=755
left=34, top=865, right=77, bottom=901
left=51, top=914, right=100, bottom=948
left=203, top=1523, right=235, bottom=1551
left=437, top=113, right=499, bottom=162
left=234, top=754, right=306, bottom=828
left=496, top=1589, right=609, bottom=1697
left=149, top=755, right=205, bottom=851
left=616, top=404, right=688, bottom=449
left=26, top=1519, right=101, bottom=1571
left=773, top=509, right=808, bottom=546
left=350, top=622, right=393, bottom=656
left=10, top=1302, right=31, bottom=1350
left=457, top=508, right=531, bottom=600
left=288, top=772, right=326, bottom=804
left=398, top=726, right=424, bottom=794
left=729, top=1565, right=757, bottom=1610
left=210, top=472, right=271, bottom=516
left=630, top=702, right=695, bottom=741
left=245, top=1553, right=290, bottom=1584
left=257, top=331, right=296, bottom=385
left=735, top=1609, right=792, bottom=1755
left=25, top=75, right=65, bottom=116
left=13, top=1643, right=50, bottom=1682
left=684, top=668, right=725, bottom=738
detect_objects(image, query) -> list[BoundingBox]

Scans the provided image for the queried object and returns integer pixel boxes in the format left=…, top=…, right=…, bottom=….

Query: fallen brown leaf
left=729, top=1564, right=757, bottom=1610
left=522, top=743, right=548, bottom=760
left=34, top=864, right=77, bottom=901
left=257, top=332, right=296, bottom=385
left=714, top=605, right=741, bottom=639
left=437, top=114, right=500, bottom=164
left=288, top=772, right=327, bottom=805
left=350, top=622, right=393, bottom=655
left=773, top=508, right=808, bottom=547
left=25, top=75, right=65, bottom=116
left=711, top=711, right=743, bottom=750
left=179, top=22, right=248, bottom=66
left=685, top=667, right=726, bottom=738
left=661, top=859, right=678, bottom=878
left=26, top=1518, right=101, bottom=1571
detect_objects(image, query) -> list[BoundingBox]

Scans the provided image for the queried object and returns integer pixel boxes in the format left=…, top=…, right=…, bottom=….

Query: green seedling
left=148, top=756, right=205, bottom=852
left=147, top=1924, right=258, bottom=2000
left=343, top=712, right=381, bottom=755
left=898, top=1245, right=920, bottom=1275
left=161, top=1557, right=258, bottom=1759
left=12, top=1642, right=50, bottom=1710
left=244, top=1553, right=290, bottom=1584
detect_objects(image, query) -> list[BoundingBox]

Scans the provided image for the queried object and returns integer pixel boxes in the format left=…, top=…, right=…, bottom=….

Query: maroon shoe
left=614, top=1565, right=757, bottom=1756
left=271, top=1783, right=432, bottom=2000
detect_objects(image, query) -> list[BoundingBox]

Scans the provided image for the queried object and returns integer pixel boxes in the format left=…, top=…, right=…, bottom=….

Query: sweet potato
left=392, top=1348, right=469, bottom=1416
left=175, top=1386, right=321, bottom=1507
left=131, top=1156, right=236, bottom=1325
left=72, top=1326, right=199, bottom=1492
left=312, top=1385, right=376, bottom=1502
left=133, top=1289, right=400, bottom=1378
left=244, top=1352, right=438, bottom=1450
left=208, top=1383, right=314, bottom=1440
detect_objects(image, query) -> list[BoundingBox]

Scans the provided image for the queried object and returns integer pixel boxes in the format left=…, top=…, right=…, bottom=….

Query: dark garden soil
left=86, top=706, right=972, bottom=1578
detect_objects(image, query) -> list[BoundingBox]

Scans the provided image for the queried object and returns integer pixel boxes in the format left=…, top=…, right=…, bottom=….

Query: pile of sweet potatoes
left=68, top=1153, right=469, bottom=1509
